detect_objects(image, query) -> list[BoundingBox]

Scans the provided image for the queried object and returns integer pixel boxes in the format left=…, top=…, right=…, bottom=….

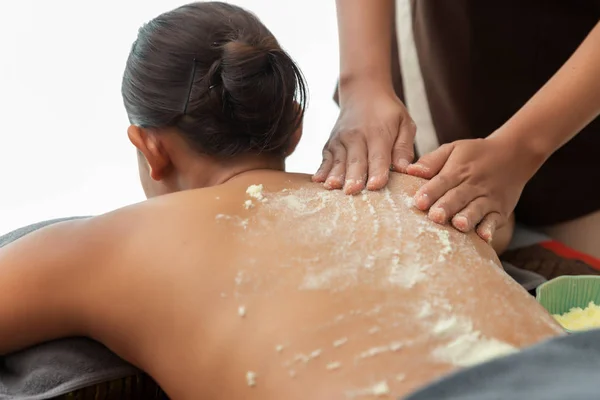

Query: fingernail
left=415, top=193, right=429, bottom=209
left=482, top=229, right=493, bottom=243
left=396, top=159, right=410, bottom=172
left=485, top=225, right=496, bottom=244
left=429, top=207, right=446, bottom=223
left=313, top=171, right=327, bottom=181
left=452, top=215, right=469, bottom=231
left=324, top=177, right=335, bottom=189
left=325, top=176, right=342, bottom=189
left=343, top=179, right=357, bottom=193
left=409, top=163, right=429, bottom=173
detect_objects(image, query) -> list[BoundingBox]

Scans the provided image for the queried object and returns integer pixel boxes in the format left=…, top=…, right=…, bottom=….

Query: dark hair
left=122, top=1, right=307, bottom=157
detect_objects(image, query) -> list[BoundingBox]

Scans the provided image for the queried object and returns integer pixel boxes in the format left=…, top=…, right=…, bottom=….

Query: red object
left=540, top=240, right=600, bottom=271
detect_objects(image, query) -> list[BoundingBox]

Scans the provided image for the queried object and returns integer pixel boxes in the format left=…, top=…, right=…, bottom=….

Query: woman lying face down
left=0, top=2, right=563, bottom=399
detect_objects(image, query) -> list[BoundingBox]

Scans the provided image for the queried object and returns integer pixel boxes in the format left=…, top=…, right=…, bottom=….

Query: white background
left=0, top=0, right=341, bottom=234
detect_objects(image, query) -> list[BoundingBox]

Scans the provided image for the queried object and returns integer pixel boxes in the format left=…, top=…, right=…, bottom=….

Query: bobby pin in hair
left=183, top=58, right=199, bottom=115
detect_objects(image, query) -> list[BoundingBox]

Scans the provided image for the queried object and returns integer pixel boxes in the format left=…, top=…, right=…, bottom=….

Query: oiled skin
left=0, top=172, right=563, bottom=400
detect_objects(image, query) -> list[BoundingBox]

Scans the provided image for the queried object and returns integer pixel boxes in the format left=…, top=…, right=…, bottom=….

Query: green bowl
left=536, top=275, right=600, bottom=333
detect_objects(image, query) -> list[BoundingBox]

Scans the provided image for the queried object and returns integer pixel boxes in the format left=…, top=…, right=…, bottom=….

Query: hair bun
left=221, top=38, right=277, bottom=75
left=205, top=36, right=302, bottom=153
left=218, top=37, right=279, bottom=119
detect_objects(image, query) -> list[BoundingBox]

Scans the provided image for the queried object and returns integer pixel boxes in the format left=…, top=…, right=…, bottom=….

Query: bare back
left=1, top=172, right=563, bottom=400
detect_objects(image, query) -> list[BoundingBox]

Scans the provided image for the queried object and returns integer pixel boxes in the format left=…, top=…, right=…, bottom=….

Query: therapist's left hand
left=405, top=136, right=536, bottom=242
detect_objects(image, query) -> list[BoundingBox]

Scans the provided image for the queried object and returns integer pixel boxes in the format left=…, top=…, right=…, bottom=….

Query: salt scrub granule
left=553, top=301, right=600, bottom=331
left=215, top=214, right=249, bottom=230
left=417, top=302, right=433, bottom=319
left=389, top=342, right=403, bottom=351
left=246, top=371, right=257, bottom=387
left=246, top=184, right=265, bottom=201
left=432, top=331, right=517, bottom=367
left=402, top=194, right=414, bottom=208
left=244, top=200, right=254, bottom=209
left=326, top=361, right=342, bottom=370
left=357, top=341, right=403, bottom=360
left=238, top=306, right=246, bottom=317
left=235, top=271, right=244, bottom=286
left=432, top=316, right=466, bottom=336
left=310, top=349, right=322, bottom=359
left=368, top=326, right=381, bottom=334
left=347, top=380, right=391, bottom=398
left=371, top=381, right=390, bottom=396
left=294, top=353, right=310, bottom=363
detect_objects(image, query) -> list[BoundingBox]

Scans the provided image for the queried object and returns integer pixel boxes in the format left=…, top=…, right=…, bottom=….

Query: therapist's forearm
left=336, top=0, right=395, bottom=102
left=492, top=22, right=600, bottom=172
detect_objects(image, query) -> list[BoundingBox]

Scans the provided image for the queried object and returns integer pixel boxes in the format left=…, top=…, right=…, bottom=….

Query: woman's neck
left=172, top=154, right=285, bottom=192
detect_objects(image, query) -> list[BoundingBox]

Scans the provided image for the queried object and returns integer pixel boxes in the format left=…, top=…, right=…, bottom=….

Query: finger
left=428, top=182, right=482, bottom=226
left=312, top=148, right=333, bottom=182
left=391, top=119, right=416, bottom=173
left=324, top=140, right=347, bottom=190
left=414, top=171, right=463, bottom=215
left=451, top=196, right=494, bottom=233
left=365, top=130, right=392, bottom=191
left=476, top=212, right=504, bottom=244
left=343, top=135, right=368, bottom=194
left=406, top=143, right=454, bottom=179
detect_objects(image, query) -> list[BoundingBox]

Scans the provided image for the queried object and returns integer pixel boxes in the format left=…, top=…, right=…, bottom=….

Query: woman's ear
left=127, top=125, right=171, bottom=181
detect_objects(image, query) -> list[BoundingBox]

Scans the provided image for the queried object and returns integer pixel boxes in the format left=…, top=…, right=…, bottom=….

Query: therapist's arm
left=407, top=21, right=600, bottom=239
left=335, top=0, right=395, bottom=93
left=490, top=21, right=600, bottom=162
left=314, top=0, right=416, bottom=194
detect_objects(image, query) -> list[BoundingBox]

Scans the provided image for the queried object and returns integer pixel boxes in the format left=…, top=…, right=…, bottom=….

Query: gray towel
left=0, top=218, right=137, bottom=400
left=404, top=328, right=600, bottom=400
left=502, top=261, right=547, bottom=291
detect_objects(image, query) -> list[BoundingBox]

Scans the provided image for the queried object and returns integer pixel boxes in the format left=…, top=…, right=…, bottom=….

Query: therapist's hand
left=312, top=87, right=416, bottom=195
left=406, top=136, right=535, bottom=243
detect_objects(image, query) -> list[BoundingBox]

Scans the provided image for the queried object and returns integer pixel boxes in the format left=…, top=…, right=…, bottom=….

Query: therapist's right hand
left=312, top=86, right=416, bottom=195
